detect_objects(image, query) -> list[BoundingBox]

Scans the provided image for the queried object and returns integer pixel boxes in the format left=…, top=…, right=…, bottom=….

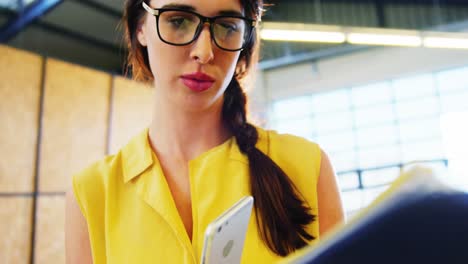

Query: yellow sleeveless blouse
left=73, top=127, right=321, bottom=263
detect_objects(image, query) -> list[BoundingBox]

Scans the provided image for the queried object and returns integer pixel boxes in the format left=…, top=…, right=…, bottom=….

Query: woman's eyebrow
left=218, top=10, right=244, bottom=17
left=160, top=3, right=244, bottom=17
left=160, top=3, right=196, bottom=11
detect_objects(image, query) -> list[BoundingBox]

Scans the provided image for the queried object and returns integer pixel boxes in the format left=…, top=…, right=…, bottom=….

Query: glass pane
left=314, top=111, right=353, bottom=134
left=356, top=124, right=399, bottom=148
left=329, top=150, right=358, bottom=172
left=270, top=96, right=313, bottom=120
left=312, top=89, right=350, bottom=113
left=393, top=74, right=436, bottom=100
left=361, top=186, right=390, bottom=207
left=436, top=66, right=468, bottom=94
left=440, top=91, right=468, bottom=114
left=361, top=167, right=401, bottom=187
left=440, top=112, right=468, bottom=190
left=342, top=186, right=389, bottom=213
left=351, top=82, right=392, bottom=107
left=395, top=97, right=439, bottom=120
left=354, top=103, right=395, bottom=127
left=440, top=112, right=468, bottom=160
left=316, top=131, right=355, bottom=153
left=399, top=116, right=442, bottom=143
left=337, top=171, right=360, bottom=190
left=358, top=145, right=401, bottom=169
left=341, top=189, right=366, bottom=213
left=401, top=139, right=445, bottom=163
left=272, top=118, right=314, bottom=139
left=448, top=160, right=468, bottom=192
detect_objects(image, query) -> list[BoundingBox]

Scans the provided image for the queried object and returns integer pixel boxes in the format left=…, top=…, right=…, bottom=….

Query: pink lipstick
left=181, top=72, right=215, bottom=92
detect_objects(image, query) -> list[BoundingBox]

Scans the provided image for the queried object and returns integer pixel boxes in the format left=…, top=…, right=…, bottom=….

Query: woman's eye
left=220, top=23, right=238, bottom=32
left=168, top=17, right=187, bottom=28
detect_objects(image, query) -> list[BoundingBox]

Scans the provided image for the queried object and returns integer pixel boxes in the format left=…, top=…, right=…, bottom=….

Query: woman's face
left=138, top=0, right=244, bottom=112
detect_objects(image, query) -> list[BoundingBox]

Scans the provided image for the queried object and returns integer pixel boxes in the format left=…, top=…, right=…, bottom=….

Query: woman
left=65, top=0, right=344, bottom=263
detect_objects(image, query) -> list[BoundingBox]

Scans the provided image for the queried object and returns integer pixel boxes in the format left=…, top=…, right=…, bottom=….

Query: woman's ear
left=235, top=58, right=247, bottom=77
left=137, top=20, right=148, bottom=47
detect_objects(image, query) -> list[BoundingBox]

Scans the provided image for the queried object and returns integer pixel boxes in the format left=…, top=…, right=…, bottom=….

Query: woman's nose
left=190, top=25, right=214, bottom=64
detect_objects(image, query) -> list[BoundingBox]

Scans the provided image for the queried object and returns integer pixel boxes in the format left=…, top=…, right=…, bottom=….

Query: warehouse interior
left=1, top=0, right=468, bottom=263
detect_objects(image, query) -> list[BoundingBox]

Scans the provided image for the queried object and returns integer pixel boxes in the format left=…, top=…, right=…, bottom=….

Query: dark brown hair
left=123, top=0, right=316, bottom=256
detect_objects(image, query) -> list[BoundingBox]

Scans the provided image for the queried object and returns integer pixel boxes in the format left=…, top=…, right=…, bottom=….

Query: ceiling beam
left=374, top=0, right=387, bottom=27
left=74, top=0, right=122, bottom=19
left=34, top=20, right=122, bottom=54
left=0, top=0, right=63, bottom=43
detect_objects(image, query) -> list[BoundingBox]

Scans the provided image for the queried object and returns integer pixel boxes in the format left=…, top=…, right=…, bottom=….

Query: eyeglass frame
left=142, top=2, right=257, bottom=52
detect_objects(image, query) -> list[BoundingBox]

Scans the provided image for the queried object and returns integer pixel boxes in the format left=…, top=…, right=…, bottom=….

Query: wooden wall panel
left=34, top=196, right=65, bottom=264
left=0, top=198, right=32, bottom=264
left=0, top=45, right=42, bottom=192
left=109, top=76, right=153, bottom=154
left=39, top=59, right=111, bottom=192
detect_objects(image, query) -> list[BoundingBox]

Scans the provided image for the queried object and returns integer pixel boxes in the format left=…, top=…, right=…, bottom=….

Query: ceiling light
left=259, top=23, right=468, bottom=50
left=423, top=31, right=468, bottom=50
left=261, top=22, right=346, bottom=43
left=346, top=27, right=422, bottom=47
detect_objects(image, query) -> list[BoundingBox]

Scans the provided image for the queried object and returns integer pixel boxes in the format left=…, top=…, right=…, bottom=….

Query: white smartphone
left=200, top=196, right=254, bottom=264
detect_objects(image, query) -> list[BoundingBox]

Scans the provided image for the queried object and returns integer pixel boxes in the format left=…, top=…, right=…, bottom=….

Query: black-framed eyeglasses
left=142, top=2, right=256, bottom=51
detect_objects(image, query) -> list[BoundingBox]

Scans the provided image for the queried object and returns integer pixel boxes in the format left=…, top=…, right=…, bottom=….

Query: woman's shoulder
left=256, top=126, right=322, bottom=176
left=256, top=126, right=321, bottom=154
left=73, top=154, right=119, bottom=187
left=73, top=128, right=150, bottom=187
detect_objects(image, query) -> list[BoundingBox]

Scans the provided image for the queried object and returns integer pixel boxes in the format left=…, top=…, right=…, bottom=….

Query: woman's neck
left=148, top=97, right=231, bottom=163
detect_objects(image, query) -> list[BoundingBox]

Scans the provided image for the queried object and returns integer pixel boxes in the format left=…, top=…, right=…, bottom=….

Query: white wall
left=258, top=46, right=468, bottom=102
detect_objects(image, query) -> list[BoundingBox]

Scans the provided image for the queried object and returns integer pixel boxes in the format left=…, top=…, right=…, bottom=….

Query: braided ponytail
left=222, top=77, right=316, bottom=256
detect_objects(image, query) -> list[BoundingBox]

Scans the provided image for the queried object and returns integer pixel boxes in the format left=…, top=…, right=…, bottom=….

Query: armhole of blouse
left=315, top=144, right=322, bottom=187
left=72, top=174, right=88, bottom=221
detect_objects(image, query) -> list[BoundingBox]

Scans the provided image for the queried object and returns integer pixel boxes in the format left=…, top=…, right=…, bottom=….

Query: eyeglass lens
left=158, top=10, right=248, bottom=50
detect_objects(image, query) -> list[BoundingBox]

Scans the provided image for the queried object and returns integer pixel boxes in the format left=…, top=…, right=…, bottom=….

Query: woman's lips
left=181, top=77, right=214, bottom=92
left=180, top=72, right=215, bottom=92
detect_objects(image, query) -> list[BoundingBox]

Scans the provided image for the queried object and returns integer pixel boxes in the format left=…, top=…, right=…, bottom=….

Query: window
left=362, top=167, right=401, bottom=187
left=440, top=91, right=468, bottom=113
left=440, top=112, right=468, bottom=190
left=337, top=171, right=360, bottom=190
left=351, top=82, right=392, bottom=107
left=436, top=66, right=468, bottom=94
left=395, top=97, right=439, bottom=120
left=356, top=124, right=399, bottom=148
left=393, top=74, right=436, bottom=100
left=399, top=117, right=441, bottom=143
left=358, top=145, right=401, bottom=169
left=314, top=111, right=353, bottom=134
left=315, top=131, right=355, bottom=153
left=354, top=103, right=395, bottom=127
left=267, top=64, right=468, bottom=213
left=270, top=96, right=313, bottom=120
left=312, top=89, right=351, bottom=113
left=329, top=150, right=358, bottom=172
left=273, top=118, right=315, bottom=139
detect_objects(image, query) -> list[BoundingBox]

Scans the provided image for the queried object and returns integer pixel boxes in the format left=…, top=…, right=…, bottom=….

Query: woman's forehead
left=150, top=0, right=244, bottom=15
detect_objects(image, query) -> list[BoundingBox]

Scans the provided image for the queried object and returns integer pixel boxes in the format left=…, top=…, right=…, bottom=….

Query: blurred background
left=1, top=0, right=468, bottom=263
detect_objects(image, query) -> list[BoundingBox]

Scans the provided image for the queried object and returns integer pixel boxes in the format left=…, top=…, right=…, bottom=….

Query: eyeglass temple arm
left=142, top=2, right=159, bottom=16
